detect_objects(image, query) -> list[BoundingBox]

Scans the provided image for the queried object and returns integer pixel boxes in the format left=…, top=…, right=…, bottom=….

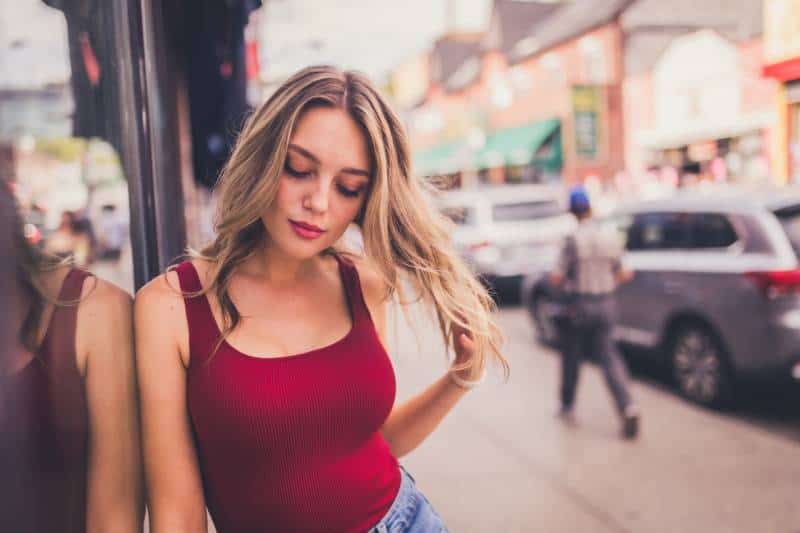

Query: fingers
left=458, top=332, right=474, bottom=351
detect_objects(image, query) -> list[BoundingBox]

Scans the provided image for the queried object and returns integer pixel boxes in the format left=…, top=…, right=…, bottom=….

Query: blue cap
left=569, top=186, right=591, bottom=214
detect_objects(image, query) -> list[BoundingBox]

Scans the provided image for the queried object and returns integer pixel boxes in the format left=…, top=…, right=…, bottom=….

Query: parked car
left=437, top=184, right=576, bottom=294
left=523, top=189, right=800, bottom=407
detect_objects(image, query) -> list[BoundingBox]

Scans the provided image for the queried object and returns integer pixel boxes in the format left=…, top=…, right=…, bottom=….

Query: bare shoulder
left=134, top=265, right=199, bottom=367
left=135, top=269, right=183, bottom=314
left=135, top=258, right=212, bottom=306
left=80, top=275, right=132, bottom=316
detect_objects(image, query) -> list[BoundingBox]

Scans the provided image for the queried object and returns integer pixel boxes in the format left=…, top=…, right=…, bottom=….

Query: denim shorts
left=369, top=467, right=448, bottom=532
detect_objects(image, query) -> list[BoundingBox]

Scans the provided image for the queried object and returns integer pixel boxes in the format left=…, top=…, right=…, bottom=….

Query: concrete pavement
left=390, top=306, right=800, bottom=533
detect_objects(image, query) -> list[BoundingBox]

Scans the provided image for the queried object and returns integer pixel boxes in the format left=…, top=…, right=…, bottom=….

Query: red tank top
left=175, top=254, right=401, bottom=533
left=0, top=269, right=90, bottom=533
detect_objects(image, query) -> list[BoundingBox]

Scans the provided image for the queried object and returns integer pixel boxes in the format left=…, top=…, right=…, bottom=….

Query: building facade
left=763, top=0, right=800, bottom=184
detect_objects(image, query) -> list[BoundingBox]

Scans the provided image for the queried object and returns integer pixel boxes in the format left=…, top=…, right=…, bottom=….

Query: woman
left=0, top=194, right=143, bottom=532
left=135, top=65, right=508, bottom=533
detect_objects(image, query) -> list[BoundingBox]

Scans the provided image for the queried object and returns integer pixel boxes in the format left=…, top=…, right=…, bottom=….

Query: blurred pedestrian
left=135, top=65, right=507, bottom=533
left=98, top=203, right=127, bottom=261
left=45, top=210, right=92, bottom=267
left=550, top=186, right=640, bottom=439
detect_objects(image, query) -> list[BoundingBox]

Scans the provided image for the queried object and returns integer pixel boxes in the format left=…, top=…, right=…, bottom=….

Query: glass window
left=774, top=204, right=800, bottom=257
left=689, top=213, right=738, bottom=249
left=2, top=3, right=143, bottom=531
left=491, top=200, right=564, bottom=222
left=3, top=2, right=135, bottom=293
left=627, top=212, right=692, bottom=250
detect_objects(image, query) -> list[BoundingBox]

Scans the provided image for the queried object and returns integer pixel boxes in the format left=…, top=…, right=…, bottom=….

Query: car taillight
left=744, top=270, right=800, bottom=297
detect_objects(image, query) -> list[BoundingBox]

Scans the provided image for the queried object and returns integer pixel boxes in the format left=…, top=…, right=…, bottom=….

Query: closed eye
left=284, top=162, right=313, bottom=178
left=336, top=184, right=363, bottom=198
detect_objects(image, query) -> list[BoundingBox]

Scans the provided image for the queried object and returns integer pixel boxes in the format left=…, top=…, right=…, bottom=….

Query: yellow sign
left=765, top=0, right=800, bottom=64
left=572, top=86, right=602, bottom=159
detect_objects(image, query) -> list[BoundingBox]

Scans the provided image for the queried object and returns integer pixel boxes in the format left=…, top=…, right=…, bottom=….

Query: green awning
left=413, top=140, right=463, bottom=176
left=475, top=118, right=560, bottom=170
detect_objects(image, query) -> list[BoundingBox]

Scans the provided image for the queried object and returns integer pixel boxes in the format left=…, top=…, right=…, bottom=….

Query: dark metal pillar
left=107, top=0, right=186, bottom=290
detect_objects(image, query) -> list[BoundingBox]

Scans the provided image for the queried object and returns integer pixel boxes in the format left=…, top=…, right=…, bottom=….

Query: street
left=390, top=304, right=800, bottom=533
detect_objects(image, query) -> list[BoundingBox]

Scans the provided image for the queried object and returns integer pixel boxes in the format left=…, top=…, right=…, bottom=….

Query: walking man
left=550, top=186, right=640, bottom=439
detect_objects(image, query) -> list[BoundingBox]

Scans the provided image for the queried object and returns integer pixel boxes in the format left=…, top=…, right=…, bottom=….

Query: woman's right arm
left=134, top=272, right=207, bottom=532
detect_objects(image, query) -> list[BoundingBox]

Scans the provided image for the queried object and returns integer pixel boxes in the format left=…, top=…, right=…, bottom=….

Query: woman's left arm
left=355, top=260, right=477, bottom=459
left=77, top=279, right=145, bottom=532
left=379, top=340, right=475, bottom=458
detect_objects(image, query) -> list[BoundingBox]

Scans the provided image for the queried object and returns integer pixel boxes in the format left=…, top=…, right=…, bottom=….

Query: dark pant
left=560, top=295, right=632, bottom=415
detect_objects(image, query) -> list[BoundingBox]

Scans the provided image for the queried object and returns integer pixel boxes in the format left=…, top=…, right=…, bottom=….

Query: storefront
left=638, top=29, right=774, bottom=186
left=1, top=0, right=260, bottom=291
left=763, top=0, right=800, bottom=184
left=474, top=118, right=562, bottom=185
left=414, top=117, right=563, bottom=189
left=642, top=125, right=771, bottom=187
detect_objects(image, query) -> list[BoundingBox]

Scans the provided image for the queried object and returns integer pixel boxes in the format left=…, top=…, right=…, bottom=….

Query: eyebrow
left=288, top=144, right=371, bottom=178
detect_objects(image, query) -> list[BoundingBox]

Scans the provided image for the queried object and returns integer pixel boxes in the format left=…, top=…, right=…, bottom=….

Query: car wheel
left=532, top=293, right=559, bottom=346
left=669, top=324, right=732, bottom=408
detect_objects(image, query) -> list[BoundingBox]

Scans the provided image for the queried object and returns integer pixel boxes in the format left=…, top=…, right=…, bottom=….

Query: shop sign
left=571, top=85, right=602, bottom=160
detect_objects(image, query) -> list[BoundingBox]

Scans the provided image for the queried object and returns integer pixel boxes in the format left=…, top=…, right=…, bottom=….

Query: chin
left=281, top=237, right=334, bottom=260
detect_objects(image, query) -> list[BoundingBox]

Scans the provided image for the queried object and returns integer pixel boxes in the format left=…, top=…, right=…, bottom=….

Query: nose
left=305, top=176, right=331, bottom=214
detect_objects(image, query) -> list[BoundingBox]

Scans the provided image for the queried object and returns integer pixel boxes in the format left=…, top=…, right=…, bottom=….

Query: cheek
left=272, top=178, right=303, bottom=213
left=331, top=196, right=366, bottom=226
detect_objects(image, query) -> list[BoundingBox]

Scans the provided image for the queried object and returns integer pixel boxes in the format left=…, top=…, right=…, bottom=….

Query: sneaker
left=622, top=410, right=639, bottom=439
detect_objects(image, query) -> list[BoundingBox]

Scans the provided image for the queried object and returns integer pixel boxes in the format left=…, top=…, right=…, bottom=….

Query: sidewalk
left=390, top=307, right=800, bottom=533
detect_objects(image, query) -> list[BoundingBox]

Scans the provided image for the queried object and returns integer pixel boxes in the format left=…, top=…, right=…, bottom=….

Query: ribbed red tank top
left=0, top=269, right=90, bottom=533
left=175, top=254, right=401, bottom=533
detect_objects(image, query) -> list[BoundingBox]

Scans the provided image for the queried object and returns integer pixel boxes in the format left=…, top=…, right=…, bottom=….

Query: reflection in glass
left=0, top=195, right=143, bottom=532
left=2, top=1, right=134, bottom=292
left=1, top=2, right=142, bottom=531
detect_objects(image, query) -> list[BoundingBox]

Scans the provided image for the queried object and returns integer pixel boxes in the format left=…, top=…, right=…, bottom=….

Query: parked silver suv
left=524, top=190, right=800, bottom=407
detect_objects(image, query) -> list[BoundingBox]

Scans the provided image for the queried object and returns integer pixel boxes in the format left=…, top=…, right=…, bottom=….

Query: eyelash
left=336, top=185, right=361, bottom=198
left=285, top=163, right=363, bottom=198
left=284, top=164, right=312, bottom=179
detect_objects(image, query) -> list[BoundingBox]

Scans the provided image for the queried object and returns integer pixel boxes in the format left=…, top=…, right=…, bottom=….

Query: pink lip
left=289, top=220, right=326, bottom=240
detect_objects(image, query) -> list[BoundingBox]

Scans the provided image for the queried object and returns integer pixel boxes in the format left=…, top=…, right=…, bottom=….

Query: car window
left=627, top=212, right=691, bottom=251
left=440, top=206, right=477, bottom=226
left=688, top=213, right=738, bottom=249
left=735, top=214, right=774, bottom=254
left=773, top=204, right=800, bottom=256
left=491, top=200, right=563, bottom=222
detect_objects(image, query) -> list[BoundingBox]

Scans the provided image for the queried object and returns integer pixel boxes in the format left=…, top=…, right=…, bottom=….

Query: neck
left=245, top=244, right=319, bottom=285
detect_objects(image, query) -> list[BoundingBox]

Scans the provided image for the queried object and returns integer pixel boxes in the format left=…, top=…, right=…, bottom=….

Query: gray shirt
left=556, top=219, right=624, bottom=295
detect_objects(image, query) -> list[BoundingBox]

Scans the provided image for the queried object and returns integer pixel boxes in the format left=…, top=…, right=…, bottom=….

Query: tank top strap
left=172, top=261, right=223, bottom=365
left=332, top=253, right=374, bottom=327
left=38, top=268, right=89, bottom=370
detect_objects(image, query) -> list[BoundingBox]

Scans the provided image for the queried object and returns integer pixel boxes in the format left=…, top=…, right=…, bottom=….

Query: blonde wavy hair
left=192, top=65, right=507, bottom=379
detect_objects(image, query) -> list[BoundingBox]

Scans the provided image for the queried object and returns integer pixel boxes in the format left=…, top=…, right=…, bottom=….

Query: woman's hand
left=449, top=325, right=484, bottom=387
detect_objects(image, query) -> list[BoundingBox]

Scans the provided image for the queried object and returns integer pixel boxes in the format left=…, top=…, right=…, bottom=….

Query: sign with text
left=572, top=85, right=602, bottom=160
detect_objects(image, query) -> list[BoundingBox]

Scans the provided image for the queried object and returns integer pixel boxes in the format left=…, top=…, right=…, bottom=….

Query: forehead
left=290, top=106, right=370, bottom=172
